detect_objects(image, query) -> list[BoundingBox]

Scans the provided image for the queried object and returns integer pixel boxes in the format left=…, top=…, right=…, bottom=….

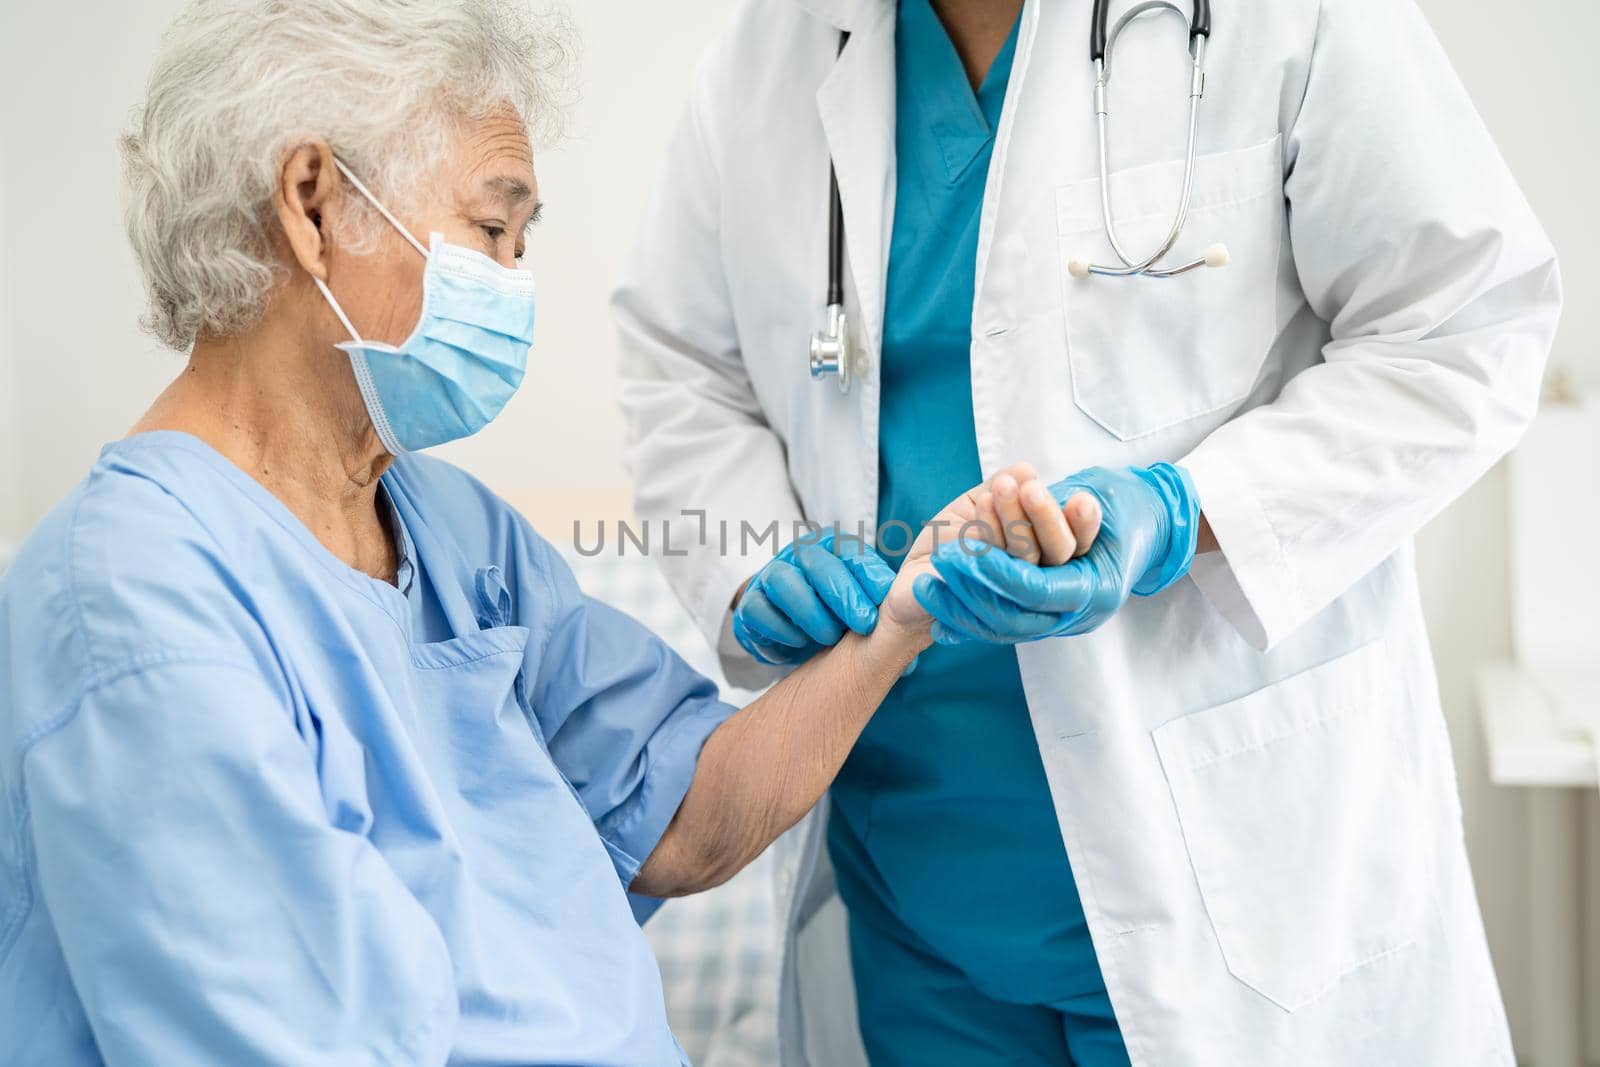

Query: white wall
left=0, top=0, right=737, bottom=543
left=1418, top=0, right=1598, bottom=394
left=0, top=0, right=190, bottom=544
left=432, top=0, right=738, bottom=491
left=0, top=117, right=19, bottom=565
left=0, top=0, right=1594, bottom=1054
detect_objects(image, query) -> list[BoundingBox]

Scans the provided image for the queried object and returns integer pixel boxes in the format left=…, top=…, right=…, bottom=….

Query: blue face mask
left=313, top=159, right=535, bottom=454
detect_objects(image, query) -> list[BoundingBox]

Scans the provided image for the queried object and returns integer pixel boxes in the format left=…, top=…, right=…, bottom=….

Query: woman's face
left=319, top=109, right=540, bottom=350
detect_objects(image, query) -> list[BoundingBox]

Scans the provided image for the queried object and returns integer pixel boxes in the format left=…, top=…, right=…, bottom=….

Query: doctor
left=615, top=0, right=1561, bottom=1064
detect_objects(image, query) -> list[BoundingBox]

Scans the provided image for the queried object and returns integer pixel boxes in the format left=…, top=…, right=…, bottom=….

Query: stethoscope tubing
left=1092, top=0, right=1209, bottom=62
left=1087, top=29, right=1208, bottom=277
left=826, top=31, right=850, bottom=307
left=816, top=1, right=1222, bottom=390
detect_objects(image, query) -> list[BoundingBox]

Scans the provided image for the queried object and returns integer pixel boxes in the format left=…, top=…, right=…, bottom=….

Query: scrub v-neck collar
left=899, top=0, right=1023, bottom=183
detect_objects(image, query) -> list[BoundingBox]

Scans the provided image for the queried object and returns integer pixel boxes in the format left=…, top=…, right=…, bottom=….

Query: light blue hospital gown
left=0, top=431, right=735, bottom=1066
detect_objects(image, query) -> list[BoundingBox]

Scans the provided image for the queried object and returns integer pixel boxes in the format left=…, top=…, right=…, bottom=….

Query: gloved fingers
left=1062, top=492, right=1102, bottom=559
left=929, top=622, right=979, bottom=647
left=795, top=542, right=880, bottom=636
left=731, top=613, right=813, bottom=665
left=936, top=562, right=1067, bottom=639
left=991, top=475, right=1040, bottom=564
left=1049, top=563, right=1129, bottom=637
left=762, top=559, right=848, bottom=646
left=1020, top=478, right=1074, bottom=566
left=912, top=574, right=1016, bottom=645
left=828, top=534, right=898, bottom=606
left=1046, top=471, right=1108, bottom=513
left=932, top=541, right=1098, bottom=616
left=735, top=584, right=814, bottom=650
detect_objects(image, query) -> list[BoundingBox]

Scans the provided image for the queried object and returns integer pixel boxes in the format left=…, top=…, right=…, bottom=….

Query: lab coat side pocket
left=1055, top=134, right=1284, bottom=441
left=1152, top=640, right=1426, bottom=1012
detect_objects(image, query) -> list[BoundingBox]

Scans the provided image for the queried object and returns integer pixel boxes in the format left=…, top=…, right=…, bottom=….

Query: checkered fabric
left=559, top=546, right=781, bottom=1067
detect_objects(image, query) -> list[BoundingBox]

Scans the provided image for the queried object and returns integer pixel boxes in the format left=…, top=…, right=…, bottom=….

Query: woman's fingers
left=971, top=490, right=1005, bottom=550
left=991, top=474, right=1039, bottom=563
left=990, top=460, right=1036, bottom=487
left=1063, top=491, right=1102, bottom=559
left=1020, top=478, right=1074, bottom=566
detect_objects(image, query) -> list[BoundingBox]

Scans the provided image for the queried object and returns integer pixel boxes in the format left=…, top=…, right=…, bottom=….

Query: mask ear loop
left=329, top=157, right=430, bottom=259
left=311, top=155, right=431, bottom=338
left=311, top=274, right=362, bottom=342
left=308, top=161, right=415, bottom=456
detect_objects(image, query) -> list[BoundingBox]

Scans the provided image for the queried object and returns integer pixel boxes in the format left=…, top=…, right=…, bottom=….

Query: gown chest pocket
left=1056, top=134, right=1284, bottom=441
left=1152, top=641, right=1428, bottom=1012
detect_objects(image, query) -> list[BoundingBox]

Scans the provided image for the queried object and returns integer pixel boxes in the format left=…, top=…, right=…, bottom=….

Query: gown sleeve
left=522, top=536, right=738, bottom=917
left=23, top=658, right=459, bottom=1067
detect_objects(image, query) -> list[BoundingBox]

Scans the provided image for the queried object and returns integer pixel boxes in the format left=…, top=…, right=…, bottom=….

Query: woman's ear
left=274, top=142, right=338, bottom=282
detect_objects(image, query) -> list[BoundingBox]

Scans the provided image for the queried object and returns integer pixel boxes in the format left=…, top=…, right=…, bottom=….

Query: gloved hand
left=732, top=530, right=898, bottom=665
left=912, top=463, right=1200, bottom=645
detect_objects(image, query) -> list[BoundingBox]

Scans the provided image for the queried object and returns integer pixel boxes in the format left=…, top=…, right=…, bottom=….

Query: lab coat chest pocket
left=1152, top=641, right=1427, bottom=1012
left=1056, top=135, right=1283, bottom=440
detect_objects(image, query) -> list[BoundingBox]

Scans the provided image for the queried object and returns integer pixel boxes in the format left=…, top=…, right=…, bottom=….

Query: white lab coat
left=614, top=0, right=1562, bottom=1063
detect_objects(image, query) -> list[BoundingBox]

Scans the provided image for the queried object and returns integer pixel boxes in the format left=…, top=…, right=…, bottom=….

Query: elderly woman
left=0, top=1, right=1089, bottom=1064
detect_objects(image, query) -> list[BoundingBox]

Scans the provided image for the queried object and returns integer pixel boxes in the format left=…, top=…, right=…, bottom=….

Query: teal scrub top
left=826, top=0, right=1118, bottom=1020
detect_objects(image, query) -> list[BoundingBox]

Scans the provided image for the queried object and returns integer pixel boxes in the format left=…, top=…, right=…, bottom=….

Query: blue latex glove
left=733, top=531, right=898, bottom=665
left=912, top=463, right=1200, bottom=645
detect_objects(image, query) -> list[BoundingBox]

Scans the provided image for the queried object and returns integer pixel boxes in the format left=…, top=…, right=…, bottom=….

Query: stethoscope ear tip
left=1203, top=243, right=1230, bottom=268
left=1067, top=258, right=1092, bottom=279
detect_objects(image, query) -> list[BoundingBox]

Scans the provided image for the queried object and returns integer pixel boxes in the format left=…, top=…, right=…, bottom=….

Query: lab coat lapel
left=815, top=6, right=895, bottom=376
left=973, top=0, right=1042, bottom=305
left=790, top=0, right=886, bottom=34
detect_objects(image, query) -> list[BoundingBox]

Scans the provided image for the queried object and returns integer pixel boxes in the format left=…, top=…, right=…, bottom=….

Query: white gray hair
left=121, top=0, right=574, bottom=349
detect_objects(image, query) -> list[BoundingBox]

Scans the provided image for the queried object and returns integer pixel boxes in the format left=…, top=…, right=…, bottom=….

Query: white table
left=1477, top=661, right=1599, bottom=1067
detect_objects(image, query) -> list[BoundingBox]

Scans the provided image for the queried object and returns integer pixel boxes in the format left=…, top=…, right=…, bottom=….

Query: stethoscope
left=810, top=0, right=1226, bottom=393
left=809, top=32, right=855, bottom=393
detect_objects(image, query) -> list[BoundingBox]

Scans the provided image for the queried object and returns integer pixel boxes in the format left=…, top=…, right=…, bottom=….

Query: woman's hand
left=639, top=464, right=1103, bottom=896
left=913, top=463, right=1201, bottom=645
left=879, top=462, right=1101, bottom=638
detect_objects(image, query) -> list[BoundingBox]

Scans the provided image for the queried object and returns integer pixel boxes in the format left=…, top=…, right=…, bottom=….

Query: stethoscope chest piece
left=809, top=29, right=857, bottom=394
left=809, top=302, right=853, bottom=394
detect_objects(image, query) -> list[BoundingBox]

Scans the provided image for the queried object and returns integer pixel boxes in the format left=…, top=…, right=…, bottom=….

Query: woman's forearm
left=632, top=618, right=928, bottom=898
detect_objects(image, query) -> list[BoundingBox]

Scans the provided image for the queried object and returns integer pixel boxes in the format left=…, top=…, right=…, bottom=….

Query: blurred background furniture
left=1477, top=392, right=1600, bottom=1067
